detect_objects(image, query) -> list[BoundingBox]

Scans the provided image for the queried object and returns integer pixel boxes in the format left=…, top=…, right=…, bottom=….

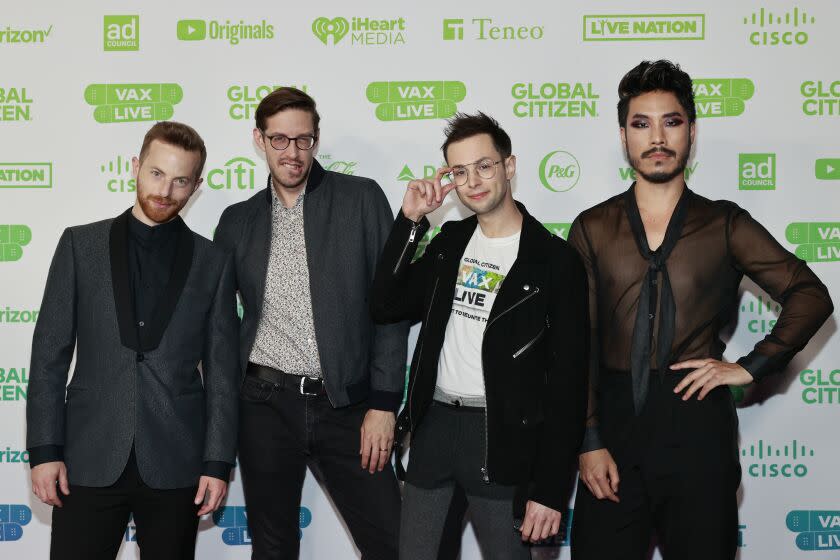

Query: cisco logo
left=742, top=439, right=814, bottom=478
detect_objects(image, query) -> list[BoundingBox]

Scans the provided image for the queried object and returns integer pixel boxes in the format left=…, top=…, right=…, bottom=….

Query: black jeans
left=51, top=450, right=199, bottom=560
left=238, top=374, right=401, bottom=559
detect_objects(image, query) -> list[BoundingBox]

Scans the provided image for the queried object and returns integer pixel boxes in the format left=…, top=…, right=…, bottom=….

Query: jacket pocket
left=239, top=376, right=274, bottom=403
left=512, top=326, right=546, bottom=360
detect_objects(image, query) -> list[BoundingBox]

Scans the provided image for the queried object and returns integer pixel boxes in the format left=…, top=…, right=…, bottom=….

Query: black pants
left=571, top=371, right=741, bottom=560
left=51, top=450, right=199, bottom=560
left=238, top=374, right=401, bottom=559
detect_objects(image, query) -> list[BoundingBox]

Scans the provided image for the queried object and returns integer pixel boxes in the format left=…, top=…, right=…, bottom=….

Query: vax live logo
left=693, top=78, right=754, bottom=118
left=799, top=368, right=840, bottom=405
left=366, top=81, right=466, bottom=122
left=744, top=6, right=815, bottom=46
left=0, top=87, right=33, bottom=122
left=101, top=156, right=135, bottom=193
left=104, top=16, right=139, bottom=51
left=801, top=81, right=840, bottom=117
left=785, top=222, right=840, bottom=262
left=742, top=439, right=814, bottom=478
left=0, top=447, right=28, bottom=464
left=583, top=14, right=705, bottom=41
left=227, top=84, right=308, bottom=120
left=786, top=510, right=840, bottom=551
left=177, top=19, right=274, bottom=45
left=0, top=367, right=27, bottom=402
left=620, top=161, right=699, bottom=182
left=511, top=82, right=598, bottom=118
left=85, top=83, right=183, bottom=124
left=739, top=153, right=776, bottom=190
left=539, top=151, right=580, bottom=192
left=212, top=506, right=312, bottom=543
left=0, top=504, right=31, bottom=542
left=312, top=16, right=405, bottom=46
left=0, top=25, right=52, bottom=44
left=0, top=163, right=51, bottom=189
left=208, top=157, right=257, bottom=191
left=0, top=225, right=31, bottom=262
left=443, top=18, right=543, bottom=41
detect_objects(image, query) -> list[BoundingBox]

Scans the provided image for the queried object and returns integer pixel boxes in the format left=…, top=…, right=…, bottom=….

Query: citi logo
left=0, top=504, right=32, bottom=542
left=207, top=157, right=257, bottom=190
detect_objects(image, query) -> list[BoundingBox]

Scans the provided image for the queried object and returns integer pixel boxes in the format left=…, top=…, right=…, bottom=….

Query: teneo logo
left=619, top=161, right=699, bottom=182
left=0, top=24, right=53, bottom=44
left=0, top=447, right=28, bottom=464
left=397, top=163, right=441, bottom=181
left=785, top=222, right=840, bottom=262
left=801, top=81, right=840, bottom=117
left=799, top=368, right=840, bottom=405
left=0, top=87, right=33, bottom=121
left=542, top=223, right=571, bottom=240
left=0, top=163, right=52, bottom=189
left=739, top=153, right=776, bottom=191
left=312, top=16, right=405, bottom=47
left=0, top=367, right=27, bottom=402
left=816, top=158, right=840, bottom=180
left=208, top=157, right=257, bottom=191
left=0, top=306, right=39, bottom=323
left=511, top=82, right=598, bottom=118
left=742, top=439, right=814, bottom=478
left=0, top=505, right=32, bottom=542
left=101, top=156, right=135, bottom=193
left=693, top=78, right=754, bottom=118
left=786, top=510, right=840, bottom=551
left=583, top=14, right=705, bottom=41
left=84, top=83, right=183, bottom=124
left=176, top=19, right=274, bottom=45
left=366, top=81, right=466, bottom=122
left=227, top=84, right=308, bottom=120
left=0, top=225, right=32, bottom=262
left=443, top=18, right=544, bottom=41
left=539, top=151, right=580, bottom=193
left=739, top=293, right=780, bottom=334
left=317, top=155, right=357, bottom=176
left=743, top=7, right=815, bottom=46
left=212, top=506, right=312, bottom=543
left=103, top=16, right=139, bottom=51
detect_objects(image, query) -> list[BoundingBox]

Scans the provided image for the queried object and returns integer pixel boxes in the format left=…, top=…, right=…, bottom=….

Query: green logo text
left=0, top=87, right=33, bottom=121
left=104, top=16, right=139, bottom=51
left=739, top=153, right=776, bottom=190
left=84, top=83, right=183, bottom=123
left=0, top=163, right=52, bottom=189
left=0, top=225, right=32, bottom=262
left=512, top=82, right=598, bottom=118
left=366, top=81, right=466, bottom=122
left=583, top=14, right=705, bottom=41
left=313, top=16, right=405, bottom=46
left=539, top=151, right=580, bottom=192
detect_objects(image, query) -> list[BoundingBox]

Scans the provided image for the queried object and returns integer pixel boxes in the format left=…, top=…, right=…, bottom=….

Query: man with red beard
left=27, top=121, right=239, bottom=559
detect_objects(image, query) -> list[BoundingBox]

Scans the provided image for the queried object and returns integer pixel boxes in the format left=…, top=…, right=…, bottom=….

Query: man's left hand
left=360, top=409, right=396, bottom=474
left=520, top=500, right=562, bottom=543
left=194, top=476, right=228, bottom=516
left=671, top=359, right=754, bottom=400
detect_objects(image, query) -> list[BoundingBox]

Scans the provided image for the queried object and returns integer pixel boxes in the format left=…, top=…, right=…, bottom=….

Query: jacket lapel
left=109, top=209, right=139, bottom=350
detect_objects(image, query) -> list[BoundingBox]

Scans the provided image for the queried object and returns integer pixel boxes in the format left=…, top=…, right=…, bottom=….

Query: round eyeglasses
left=447, top=158, right=502, bottom=186
left=264, top=134, right=317, bottom=151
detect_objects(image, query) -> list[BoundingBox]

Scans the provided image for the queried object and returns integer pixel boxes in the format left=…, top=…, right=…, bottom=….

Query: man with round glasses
left=371, top=112, right=589, bottom=558
left=214, top=87, right=407, bottom=558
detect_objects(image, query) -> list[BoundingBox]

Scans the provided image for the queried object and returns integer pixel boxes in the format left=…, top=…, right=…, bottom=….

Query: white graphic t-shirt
left=436, top=226, right=521, bottom=397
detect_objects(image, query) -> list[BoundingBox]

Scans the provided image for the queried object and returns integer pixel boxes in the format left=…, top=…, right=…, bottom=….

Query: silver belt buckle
left=299, top=376, right=320, bottom=396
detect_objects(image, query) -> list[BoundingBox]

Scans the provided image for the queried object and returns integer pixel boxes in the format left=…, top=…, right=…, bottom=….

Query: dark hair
left=139, top=121, right=207, bottom=179
left=255, top=87, right=320, bottom=133
left=617, top=60, right=696, bottom=126
left=441, top=111, right=512, bottom=162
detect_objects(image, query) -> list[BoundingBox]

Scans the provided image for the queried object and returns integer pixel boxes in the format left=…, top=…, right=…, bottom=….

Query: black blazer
left=371, top=202, right=589, bottom=512
left=27, top=209, right=239, bottom=489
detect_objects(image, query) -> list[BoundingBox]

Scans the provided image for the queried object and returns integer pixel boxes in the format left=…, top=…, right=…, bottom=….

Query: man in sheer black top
left=568, top=60, right=834, bottom=560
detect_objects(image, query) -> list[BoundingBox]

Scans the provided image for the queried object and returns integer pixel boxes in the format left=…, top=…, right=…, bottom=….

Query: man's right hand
left=32, top=461, right=69, bottom=507
left=401, top=167, right=457, bottom=222
left=579, top=449, right=620, bottom=503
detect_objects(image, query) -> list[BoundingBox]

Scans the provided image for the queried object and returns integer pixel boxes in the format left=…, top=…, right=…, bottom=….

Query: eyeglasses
left=447, top=158, right=503, bottom=186
left=264, top=134, right=318, bottom=151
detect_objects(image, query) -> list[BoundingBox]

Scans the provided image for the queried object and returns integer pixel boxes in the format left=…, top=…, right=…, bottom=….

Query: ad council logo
left=227, top=84, right=308, bottom=120
left=744, top=7, right=815, bottom=46
left=785, top=222, right=840, bottom=262
left=207, top=157, right=257, bottom=191
left=0, top=225, right=31, bottom=262
left=742, top=439, right=814, bottom=478
left=786, top=510, right=840, bottom=551
left=442, top=18, right=543, bottom=41
left=799, top=368, right=839, bottom=405
left=312, top=16, right=405, bottom=46
left=84, top=83, right=183, bottom=124
left=539, top=151, right=580, bottom=192
left=801, top=81, right=839, bottom=117
left=0, top=24, right=52, bottom=44
left=0, top=367, right=27, bottom=402
left=583, top=14, right=705, bottom=41
left=101, top=156, right=135, bottom=193
left=511, top=82, right=598, bottom=118
left=739, top=153, right=776, bottom=190
left=213, top=506, right=312, bottom=543
left=0, top=504, right=32, bottom=542
left=0, top=163, right=51, bottom=189
left=0, top=87, right=33, bottom=121
left=104, top=16, right=139, bottom=51
left=176, top=19, right=274, bottom=44
left=693, top=78, right=754, bottom=118
left=366, top=81, right=466, bottom=121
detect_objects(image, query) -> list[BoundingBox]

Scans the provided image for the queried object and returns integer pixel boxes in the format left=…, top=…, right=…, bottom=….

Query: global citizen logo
left=312, top=16, right=406, bottom=46
left=101, top=156, right=135, bottom=193
left=207, top=157, right=257, bottom=191
left=0, top=505, right=32, bottom=542
left=739, top=153, right=776, bottom=191
left=743, top=6, right=815, bottom=46
left=227, top=84, right=308, bottom=120
left=84, top=83, right=183, bottom=124
left=317, top=154, right=357, bottom=175
left=0, top=162, right=51, bottom=189
left=799, top=368, right=840, bottom=405
left=785, top=221, right=840, bottom=262
left=442, top=18, right=544, bottom=41
left=176, top=19, right=274, bottom=45
left=786, top=510, right=840, bottom=551
left=693, top=78, right=754, bottom=118
left=212, top=506, right=312, bottom=543
left=511, top=82, right=598, bottom=118
left=0, top=367, right=27, bottom=402
left=583, top=14, right=705, bottom=41
left=103, top=16, right=139, bottom=51
left=0, top=87, right=33, bottom=121
left=0, top=24, right=52, bottom=44
left=0, top=225, right=31, bottom=262
left=619, top=161, right=699, bottom=182
left=539, top=151, right=580, bottom=192
left=741, top=439, right=814, bottom=478
left=366, top=81, right=466, bottom=122
left=801, top=81, right=840, bottom=117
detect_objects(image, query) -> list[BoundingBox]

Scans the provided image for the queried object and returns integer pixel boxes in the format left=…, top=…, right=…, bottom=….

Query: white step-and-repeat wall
left=2, top=1, right=839, bottom=558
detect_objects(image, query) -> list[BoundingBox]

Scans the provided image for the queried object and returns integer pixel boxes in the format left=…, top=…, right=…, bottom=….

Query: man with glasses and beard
left=214, top=87, right=407, bottom=559
left=568, top=60, right=833, bottom=560
left=28, top=121, right=239, bottom=559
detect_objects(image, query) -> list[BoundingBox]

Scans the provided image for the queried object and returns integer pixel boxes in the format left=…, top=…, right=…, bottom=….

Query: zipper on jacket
left=512, top=325, right=545, bottom=359
left=394, top=223, right=420, bottom=275
left=408, top=275, right=439, bottom=431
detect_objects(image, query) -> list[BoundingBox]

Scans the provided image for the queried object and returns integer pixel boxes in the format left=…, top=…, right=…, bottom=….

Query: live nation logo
left=583, top=14, right=705, bottom=41
left=366, top=81, right=466, bottom=121
left=786, top=510, right=840, bottom=551
left=84, top=83, right=183, bottom=124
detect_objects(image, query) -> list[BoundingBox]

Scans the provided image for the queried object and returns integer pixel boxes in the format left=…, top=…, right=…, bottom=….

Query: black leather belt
left=246, top=362, right=326, bottom=396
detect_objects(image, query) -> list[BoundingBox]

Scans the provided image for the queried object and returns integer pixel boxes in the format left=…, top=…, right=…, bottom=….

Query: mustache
left=146, top=195, right=174, bottom=205
left=642, top=147, right=677, bottom=158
